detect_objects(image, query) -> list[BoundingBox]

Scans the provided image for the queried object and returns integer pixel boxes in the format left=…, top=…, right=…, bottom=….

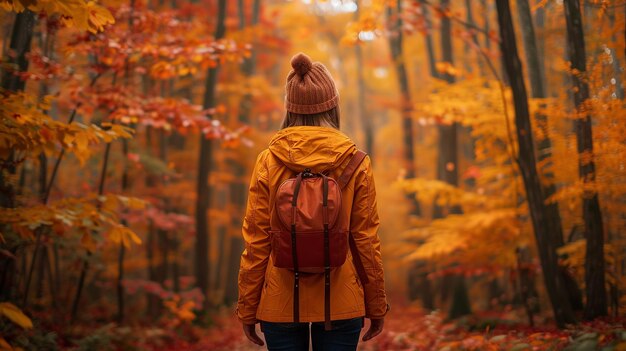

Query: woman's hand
left=362, top=318, right=384, bottom=341
left=243, top=323, right=265, bottom=346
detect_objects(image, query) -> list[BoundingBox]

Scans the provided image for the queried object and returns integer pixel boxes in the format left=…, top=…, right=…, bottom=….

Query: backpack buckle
left=302, top=168, right=315, bottom=178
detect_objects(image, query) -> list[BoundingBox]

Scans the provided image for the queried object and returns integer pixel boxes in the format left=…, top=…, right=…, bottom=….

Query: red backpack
left=271, top=150, right=370, bottom=330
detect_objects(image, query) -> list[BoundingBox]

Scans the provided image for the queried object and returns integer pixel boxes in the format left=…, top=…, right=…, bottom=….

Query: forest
left=0, top=0, right=625, bottom=350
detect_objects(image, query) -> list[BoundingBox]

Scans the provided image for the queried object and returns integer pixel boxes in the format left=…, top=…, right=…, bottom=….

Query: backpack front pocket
left=271, top=230, right=348, bottom=273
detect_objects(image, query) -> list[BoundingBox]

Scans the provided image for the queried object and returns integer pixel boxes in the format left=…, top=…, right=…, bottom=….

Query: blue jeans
left=260, top=317, right=364, bottom=351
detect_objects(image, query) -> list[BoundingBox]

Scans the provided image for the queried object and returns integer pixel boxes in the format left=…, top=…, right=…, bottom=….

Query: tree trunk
left=195, top=0, right=227, bottom=308
left=517, top=0, right=552, bottom=167
left=516, top=247, right=537, bottom=326
left=403, top=1, right=438, bottom=310
left=159, top=126, right=172, bottom=290
left=1, top=10, right=35, bottom=92
left=563, top=0, right=607, bottom=320
left=434, top=0, right=461, bottom=219
left=460, top=0, right=479, bottom=190
left=355, top=0, right=373, bottom=156
left=0, top=12, right=36, bottom=267
left=213, top=0, right=261, bottom=305
left=534, top=5, right=546, bottom=84
left=117, top=139, right=130, bottom=324
left=35, top=246, right=46, bottom=301
left=236, top=0, right=259, bottom=124
left=495, top=0, right=577, bottom=328
left=419, top=0, right=439, bottom=79
left=518, top=0, right=582, bottom=312
left=116, top=0, right=136, bottom=322
left=44, top=247, right=57, bottom=308
left=146, top=221, right=159, bottom=316
left=464, top=0, right=484, bottom=76
left=481, top=0, right=491, bottom=51
left=448, top=275, right=471, bottom=319
left=71, top=141, right=112, bottom=322
left=215, top=223, right=228, bottom=299
left=172, top=236, right=181, bottom=293
left=23, top=27, right=70, bottom=310
left=116, top=242, right=125, bottom=322
left=436, top=0, right=470, bottom=319
left=608, top=9, right=624, bottom=100
left=607, top=8, right=623, bottom=317
left=35, top=119, right=49, bottom=306
left=387, top=0, right=421, bottom=216
left=158, top=229, right=169, bottom=288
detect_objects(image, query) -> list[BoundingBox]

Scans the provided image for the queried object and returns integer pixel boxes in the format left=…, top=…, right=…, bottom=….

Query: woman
left=237, top=53, right=388, bottom=350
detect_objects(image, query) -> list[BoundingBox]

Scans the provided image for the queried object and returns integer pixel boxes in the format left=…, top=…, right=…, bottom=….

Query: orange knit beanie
left=285, top=53, right=339, bottom=114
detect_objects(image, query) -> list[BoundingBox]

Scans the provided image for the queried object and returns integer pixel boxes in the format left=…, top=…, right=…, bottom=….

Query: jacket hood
left=268, top=126, right=356, bottom=172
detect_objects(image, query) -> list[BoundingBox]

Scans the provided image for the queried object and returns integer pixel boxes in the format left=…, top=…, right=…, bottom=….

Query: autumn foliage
left=1, top=0, right=626, bottom=350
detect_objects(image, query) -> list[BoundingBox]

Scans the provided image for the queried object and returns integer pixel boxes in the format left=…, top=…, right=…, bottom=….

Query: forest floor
left=156, top=304, right=626, bottom=351
left=14, top=301, right=626, bottom=350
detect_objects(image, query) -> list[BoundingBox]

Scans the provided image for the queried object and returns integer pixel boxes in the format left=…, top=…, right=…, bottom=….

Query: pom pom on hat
left=291, top=53, right=313, bottom=77
left=285, top=52, right=339, bottom=114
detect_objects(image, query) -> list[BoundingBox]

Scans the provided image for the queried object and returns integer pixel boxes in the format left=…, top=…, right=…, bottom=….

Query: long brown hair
left=280, top=106, right=340, bottom=130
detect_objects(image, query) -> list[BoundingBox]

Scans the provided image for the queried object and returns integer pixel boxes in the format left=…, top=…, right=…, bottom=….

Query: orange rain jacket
left=236, top=126, right=388, bottom=324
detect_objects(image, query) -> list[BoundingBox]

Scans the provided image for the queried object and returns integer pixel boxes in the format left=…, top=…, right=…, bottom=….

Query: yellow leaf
left=86, top=1, right=115, bottom=33
left=0, top=337, right=13, bottom=351
left=74, top=131, right=89, bottom=151
left=2, top=0, right=25, bottom=12
left=108, top=225, right=141, bottom=248
left=58, top=0, right=89, bottom=29
left=101, top=195, right=119, bottom=212
left=121, top=227, right=141, bottom=248
left=0, top=302, right=33, bottom=329
left=108, top=226, right=122, bottom=244
left=118, top=196, right=146, bottom=210
left=178, top=65, right=190, bottom=76
left=63, top=132, right=75, bottom=146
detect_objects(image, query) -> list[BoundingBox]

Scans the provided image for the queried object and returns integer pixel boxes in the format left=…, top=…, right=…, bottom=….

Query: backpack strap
left=291, top=173, right=303, bottom=323
left=337, top=150, right=367, bottom=189
left=339, top=150, right=371, bottom=286
left=322, top=175, right=332, bottom=331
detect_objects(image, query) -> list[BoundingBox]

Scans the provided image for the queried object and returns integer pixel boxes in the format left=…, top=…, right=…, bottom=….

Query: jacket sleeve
left=236, top=151, right=271, bottom=324
left=350, top=156, right=389, bottom=318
